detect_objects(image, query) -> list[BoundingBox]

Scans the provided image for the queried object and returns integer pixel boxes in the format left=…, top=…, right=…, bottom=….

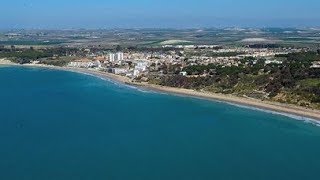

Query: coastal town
left=8, top=44, right=305, bottom=79
left=1, top=28, right=320, bottom=117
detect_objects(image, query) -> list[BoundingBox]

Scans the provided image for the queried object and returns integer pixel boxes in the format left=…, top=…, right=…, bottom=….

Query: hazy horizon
left=1, top=0, right=320, bottom=29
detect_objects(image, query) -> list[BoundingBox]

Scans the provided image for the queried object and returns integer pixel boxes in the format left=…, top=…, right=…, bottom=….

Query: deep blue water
left=1, top=66, right=320, bottom=180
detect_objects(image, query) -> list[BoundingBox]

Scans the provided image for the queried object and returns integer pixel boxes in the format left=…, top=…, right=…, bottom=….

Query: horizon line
left=1, top=26, right=320, bottom=31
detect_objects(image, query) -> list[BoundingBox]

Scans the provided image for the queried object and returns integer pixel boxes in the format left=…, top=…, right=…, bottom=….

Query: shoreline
left=132, top=82, right=320, bottom=122
left=1, top=62, right=320, bottom=122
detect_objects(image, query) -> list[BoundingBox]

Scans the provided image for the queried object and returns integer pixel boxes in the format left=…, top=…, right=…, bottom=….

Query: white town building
left=108, top=53, right=116, bottom=62
left=116, top=52, right=124, bottom=61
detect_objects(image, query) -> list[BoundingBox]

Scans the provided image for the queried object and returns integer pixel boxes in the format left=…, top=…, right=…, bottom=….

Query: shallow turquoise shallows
left=1, top=66, right=320, bottom=180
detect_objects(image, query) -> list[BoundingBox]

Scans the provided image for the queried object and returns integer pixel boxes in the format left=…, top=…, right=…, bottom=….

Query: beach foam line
left=152, top=89, right=320, bottom=127
left=67, top=69, right=124, bottom=85
left=70, top=69, right=156, bottom=94
left=226, top=102, right=320, bottom=127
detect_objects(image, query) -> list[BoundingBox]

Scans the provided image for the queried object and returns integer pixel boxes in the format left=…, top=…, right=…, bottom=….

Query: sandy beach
left=1, top=61, right=320, bottom=122
left=0, top=58, right=15, bottom=65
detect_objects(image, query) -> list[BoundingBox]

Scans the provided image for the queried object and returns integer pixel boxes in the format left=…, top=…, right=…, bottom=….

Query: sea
left=1, top=66, right=320, bottom=180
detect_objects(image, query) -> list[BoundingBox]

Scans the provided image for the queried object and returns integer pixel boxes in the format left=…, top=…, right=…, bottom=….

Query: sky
left=0, top=0, right=320, bottom=29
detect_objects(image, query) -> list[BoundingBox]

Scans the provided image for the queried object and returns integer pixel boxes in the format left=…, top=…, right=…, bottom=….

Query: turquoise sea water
left=1, top=66, right=320, bottom=180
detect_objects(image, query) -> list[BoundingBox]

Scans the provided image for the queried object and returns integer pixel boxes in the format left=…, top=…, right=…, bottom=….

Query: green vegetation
left=40, top=56, right=76, bottom=67
left=0, top=40, right=65, bottom=46
left=150, top=51, right=320, bottom=109
left=0, top=47, right=77, bottom=65
left=0, top=50, right=52, bottom=60
left=40, top=60, right=70, bottom=67
left=183, top=64, right=244, bottom=76
left=298, top=78, right=320, bottom=87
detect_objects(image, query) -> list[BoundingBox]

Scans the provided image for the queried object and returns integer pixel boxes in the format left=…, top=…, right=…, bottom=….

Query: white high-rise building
left=116, top=52, right=124, bottom=61
left=108, top=52, right=123, bottom=62
left=108, top=53, right=115, bottom=62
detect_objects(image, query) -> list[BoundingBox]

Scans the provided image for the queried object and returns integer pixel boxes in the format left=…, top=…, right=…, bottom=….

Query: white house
left=265, top=60, right=282, bottom=65
left=133, top=69, right=140, bottom=77
left=135, top=61, right=148, bottom=71
left=112, top=68, right=128, bottom=75
left=179, top=71, right=187, bottom=76
left=311, top=61, right=320, bottom=68
left=92, top=60, right=102, bottom=68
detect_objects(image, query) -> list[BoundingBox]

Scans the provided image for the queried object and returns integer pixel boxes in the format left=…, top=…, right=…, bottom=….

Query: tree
left=116, top=45, right=122, bottom=52
left=0, top=45, right=5, bottom=51
left=10, top=45, right=16, bottom=51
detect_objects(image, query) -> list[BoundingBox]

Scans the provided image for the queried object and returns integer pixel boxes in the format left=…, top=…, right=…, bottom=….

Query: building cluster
left=67, top=51, right=149, bottom=78
left=68, top=59, right=102, bottom=68
left=108, top=52, right=124, bottom=62
left=65, top=45, right=307, bottom=79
